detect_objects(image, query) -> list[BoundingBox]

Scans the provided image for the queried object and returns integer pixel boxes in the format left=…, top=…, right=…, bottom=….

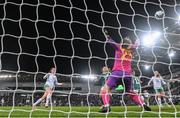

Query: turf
left=0, top=105, right=179, bottom=117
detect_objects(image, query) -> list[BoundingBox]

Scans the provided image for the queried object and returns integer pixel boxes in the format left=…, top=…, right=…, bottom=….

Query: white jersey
left=148, top=76, right=166, bottom=89
left=143, top=92, right=149, bottom=98
left=44, top=73, right=58, bottom=89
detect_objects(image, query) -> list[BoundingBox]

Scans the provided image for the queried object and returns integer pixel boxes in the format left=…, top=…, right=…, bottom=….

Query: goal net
left=0, top=0, right=179, bottom=117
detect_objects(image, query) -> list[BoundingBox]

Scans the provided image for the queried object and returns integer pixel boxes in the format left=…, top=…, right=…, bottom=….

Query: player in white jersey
left=148, top=71, right=167, bottom=107
left=32, top=67, right=62, bottom=110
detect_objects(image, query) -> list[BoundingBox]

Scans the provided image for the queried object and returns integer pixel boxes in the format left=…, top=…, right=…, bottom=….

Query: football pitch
left=0, top=105, right=179, bottom=118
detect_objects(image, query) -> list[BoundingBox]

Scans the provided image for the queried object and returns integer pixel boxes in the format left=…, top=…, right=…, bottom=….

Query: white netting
left=0, top=0, right=180, bottom=117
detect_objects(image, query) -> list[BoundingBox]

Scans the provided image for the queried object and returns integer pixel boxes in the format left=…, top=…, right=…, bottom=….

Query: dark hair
left=156, top=73, right=160, bottom=77
left=122, top=37, right=132, bottom=49
left=49, top=67, right=56, bottom=73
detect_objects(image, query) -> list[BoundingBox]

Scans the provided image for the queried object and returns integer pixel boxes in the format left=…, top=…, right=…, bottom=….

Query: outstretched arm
left=131, top=39, right=139, bottom=49
left=104, top=30, right=121, bottom=51
left=55, top=77, right=63, bottom=86
left=57, top=83, right=63, bottom=86
left=43, top=73, right=50, bottom=79
left=142, top=78, right=153, bottom=89
left=148, top=77, right=153, bottom=86
left=160, top=77, right=166, bottom=85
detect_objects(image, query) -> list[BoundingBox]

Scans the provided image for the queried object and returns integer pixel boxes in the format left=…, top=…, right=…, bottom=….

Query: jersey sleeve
left=107, top=38, right=122, bottom=52
left=54, top=76, right=59, bottom=85
left=160, top=77, right=166, bottom=85
left=148, top=77, right=153, bottom=86
left=43, top=73, right=50, bottom=79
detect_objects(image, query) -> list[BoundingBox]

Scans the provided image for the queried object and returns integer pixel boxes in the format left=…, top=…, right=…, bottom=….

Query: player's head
left=154, top=71, right=160, bottom=77
left=121, top=37, right=132, bottom=50
left=102, top=66, right=109, bottom=73
left=49, top=67, right=56, bottom=74
left=143, top=90, right=147, bottom=92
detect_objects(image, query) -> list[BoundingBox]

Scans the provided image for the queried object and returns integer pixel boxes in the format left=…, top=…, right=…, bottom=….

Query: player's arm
left=160, top=77, right=166, bottom=85
left=130, top=39, right=139, bottom=51
left=147, top=77, right=153, bottom=86
left=55, top=77, right=63, bottom=86
left=57, top=83, right=63, bottom=86
left=43, top=73, right=50, bottom=79
left=141, top=78, right=153, bottom=89
left=104, top=30, right=121, bottom=51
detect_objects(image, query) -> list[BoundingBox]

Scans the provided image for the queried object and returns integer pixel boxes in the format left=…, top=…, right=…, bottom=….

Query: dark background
left=0, top=0, right=180, bottom=77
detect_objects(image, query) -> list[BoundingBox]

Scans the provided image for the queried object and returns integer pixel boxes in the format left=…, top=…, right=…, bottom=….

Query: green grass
left=0, top=105, right=179, bottom=117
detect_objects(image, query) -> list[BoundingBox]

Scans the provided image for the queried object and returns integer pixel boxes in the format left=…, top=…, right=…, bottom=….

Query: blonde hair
left=154, top=71, right=160, bottom=77
left=102, top=66, right=109, bottom=73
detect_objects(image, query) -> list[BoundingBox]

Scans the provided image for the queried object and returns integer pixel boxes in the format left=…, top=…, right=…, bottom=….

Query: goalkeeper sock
left=101, top=89, right=106, bottom=106
left=101, top=89, right=110, bottom=107
left=105, top=93, right=110, bottom=107
left=45, top=94, right=51, bottom=107
left=129, top=91, right=144, bottom=106
left=33, top=98, right=43, bottom=106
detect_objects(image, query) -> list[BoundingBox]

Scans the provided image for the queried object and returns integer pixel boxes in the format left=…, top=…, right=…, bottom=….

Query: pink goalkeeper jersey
left=107, top=38, right=135, bottom=74
left=113, top=48, right=132, bottom=74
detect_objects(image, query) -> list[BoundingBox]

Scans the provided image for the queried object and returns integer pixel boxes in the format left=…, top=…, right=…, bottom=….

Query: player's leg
left=32, top=85, right=49, bottom=110
left=158, top=96, right=162, bottom=107
left=99, top=71, right=119, bottom=112
left=124, top=77, right=144, bottom=106
left=99, top=86, right=111, bottom=112
left=103, top=85, right=111, bottom=106
left=45, top=88, right=53, bottom=108
left=32, top=91, right=48, bottom=110
left=124, top=77, right=151, bottom=111
left=99, top=87, right=104, bottom=109
left=99, top=86, right=107, bottom=109
left=99, top=84, right=112, bottom=112
left=146, top=97, right=150, bottom=106
left=160, top=88, right=166, bottom=106
left=155, top=89, right=162, bottom=107
left=160, top=90, right=170, bottom=106
left=143, top=96, right=150, bottom=106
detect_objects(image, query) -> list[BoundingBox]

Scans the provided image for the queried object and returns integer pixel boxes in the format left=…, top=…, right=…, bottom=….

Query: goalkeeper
left=99, top=31, right=151, bottom=112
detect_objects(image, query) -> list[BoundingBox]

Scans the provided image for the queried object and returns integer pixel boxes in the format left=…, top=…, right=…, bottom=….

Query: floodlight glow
left=0, top=75, right=14, bottom=78
left=178, top=16, right=180, bottom=24
left=169, top=52, right=174, bottom=57
left=142, top=36, right=155, bottom=47
left=169, top=50, right=175, bottom=57
left=142, top=31, right=161, bottom=47
left=0, top=75, right=8, bottom=78
left=152, top=32, right=161, bottom=39
left=81, top=75, right=97, bottom=80
left=144, top=65, right=150, bottom=70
